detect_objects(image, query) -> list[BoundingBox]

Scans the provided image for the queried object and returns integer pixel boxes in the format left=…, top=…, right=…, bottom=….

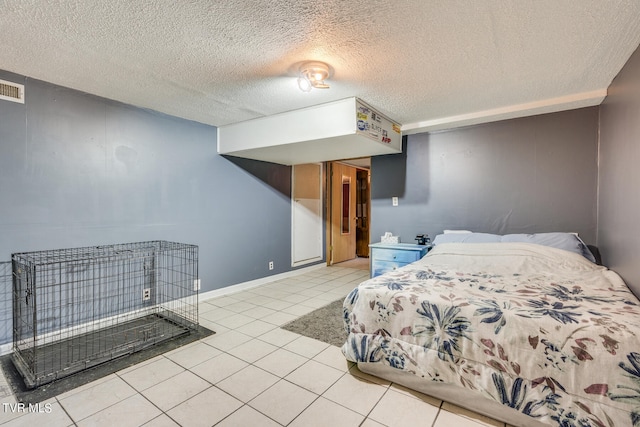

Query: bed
left=342, top=233, right=640, bottom=427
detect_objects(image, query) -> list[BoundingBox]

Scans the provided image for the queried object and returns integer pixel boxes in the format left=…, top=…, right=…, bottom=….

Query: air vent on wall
left=0, top=79, right=25, bottom=104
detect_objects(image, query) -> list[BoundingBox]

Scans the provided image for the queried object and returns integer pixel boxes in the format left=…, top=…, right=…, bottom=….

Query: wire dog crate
left=12, top=241, right=199, bottom=388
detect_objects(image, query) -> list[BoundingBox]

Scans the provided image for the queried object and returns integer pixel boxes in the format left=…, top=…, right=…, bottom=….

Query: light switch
left=392, top=197, right=398, bottom=206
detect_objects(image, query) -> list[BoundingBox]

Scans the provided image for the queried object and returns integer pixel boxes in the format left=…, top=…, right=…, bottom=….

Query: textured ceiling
left=3, top=1, right=640, bottom=133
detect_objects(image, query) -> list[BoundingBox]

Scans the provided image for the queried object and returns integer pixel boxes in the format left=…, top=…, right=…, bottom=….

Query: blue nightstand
left=369, top=242, right=430, bottom=278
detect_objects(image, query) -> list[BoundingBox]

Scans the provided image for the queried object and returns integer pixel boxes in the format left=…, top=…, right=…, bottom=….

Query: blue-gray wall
left=371, top=107, right=599, bottom=247
left=0, top=70, right=301, bottom=345
left=598, top=44, right=640, bottom=295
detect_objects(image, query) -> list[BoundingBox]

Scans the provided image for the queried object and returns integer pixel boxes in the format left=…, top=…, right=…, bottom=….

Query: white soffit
left=218, top=98, right=402, bottom=165
left=1, top=1, right=640, bottom=134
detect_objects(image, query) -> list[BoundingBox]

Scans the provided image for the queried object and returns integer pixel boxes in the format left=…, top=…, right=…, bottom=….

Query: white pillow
left=433, top=232, right=596, bottom=263
left=443, top=230, right=473, bottom=234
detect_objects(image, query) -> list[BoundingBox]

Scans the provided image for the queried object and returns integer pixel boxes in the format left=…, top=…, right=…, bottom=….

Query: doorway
left=356, top=169, right=370, bottom=258
left=327, top=161, right=371, bottom=265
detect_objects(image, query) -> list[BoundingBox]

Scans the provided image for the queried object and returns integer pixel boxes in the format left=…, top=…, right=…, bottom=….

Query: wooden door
left=329, top=162, right=357, bottom=264
left=356, top=169, right=370, bottom=257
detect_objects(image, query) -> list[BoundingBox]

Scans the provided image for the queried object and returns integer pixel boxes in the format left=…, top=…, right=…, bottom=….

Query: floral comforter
left=342, top=243, right=640, bottom=427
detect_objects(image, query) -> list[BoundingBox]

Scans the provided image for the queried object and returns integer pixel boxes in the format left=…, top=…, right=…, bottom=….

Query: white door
left=292, top=163, right=323, bottom=266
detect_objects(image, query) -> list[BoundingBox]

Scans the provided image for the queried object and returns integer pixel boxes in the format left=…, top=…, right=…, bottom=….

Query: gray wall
left=0, top=70, right=301, bottom=345
left=598, top=45, right=640, bottom=294
left=371, top=107, right=599, bottom=246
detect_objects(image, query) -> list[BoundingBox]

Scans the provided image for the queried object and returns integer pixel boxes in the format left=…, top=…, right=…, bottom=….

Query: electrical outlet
left=193, top=279, right=201, bottom=291
left=142, top=288, right=151, bottom=301
left=392, top=197, right=399, bottom=206
left=268, top=261, right=274, bottom=270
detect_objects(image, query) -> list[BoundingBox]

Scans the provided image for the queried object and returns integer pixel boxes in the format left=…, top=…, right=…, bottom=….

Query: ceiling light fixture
left=297, top=61, right=331, bottom=92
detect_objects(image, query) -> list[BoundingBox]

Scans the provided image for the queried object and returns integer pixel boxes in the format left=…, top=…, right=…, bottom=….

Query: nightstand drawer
left=369, top=242, right=430, bottom=278
left=371, top=260, right=408, bottom=277
left=371, top=249, right=419, bottom=263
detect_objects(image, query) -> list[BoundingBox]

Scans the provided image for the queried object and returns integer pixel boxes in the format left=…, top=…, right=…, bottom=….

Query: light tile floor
left=0, top=264, right=517, bottom=427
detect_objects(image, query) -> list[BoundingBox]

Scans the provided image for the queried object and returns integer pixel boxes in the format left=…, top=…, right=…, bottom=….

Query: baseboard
left=0, top=342, right=11, bottom=357
left=0, top=263, right=326, bottom=357
left=199, top=263, right=325, bottom=302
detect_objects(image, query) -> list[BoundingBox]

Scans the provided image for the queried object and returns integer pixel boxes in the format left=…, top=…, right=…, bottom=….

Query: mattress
left=342, top=242, right=640, bottom=426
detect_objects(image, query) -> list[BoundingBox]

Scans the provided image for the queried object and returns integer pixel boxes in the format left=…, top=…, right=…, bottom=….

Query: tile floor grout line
left=232, top=322, right=360, bottom=425
left=430, top=400, right=446, bottom=427
left=54, top=395, right=79, bottom=427
left=201, top=328, right=313, bottom=426
left=215, top=403, right=286, bottom=427
left=117, top=371, right=186, bottom=427
left=314, top=369, right=390, bottom=424
left=56, top=379, right=140, bottom=426
left=281, top=393, right=323, bottom=427
left=243, top=375, right=316, bottom=426
left=359, top=380, right=393, bottom=426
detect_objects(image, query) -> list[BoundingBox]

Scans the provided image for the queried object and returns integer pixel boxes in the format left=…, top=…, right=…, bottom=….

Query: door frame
left=327, top=161, right=367, bottom=265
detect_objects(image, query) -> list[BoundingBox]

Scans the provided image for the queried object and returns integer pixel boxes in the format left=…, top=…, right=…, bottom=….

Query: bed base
left=357, top=362, right=546, bottom=427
